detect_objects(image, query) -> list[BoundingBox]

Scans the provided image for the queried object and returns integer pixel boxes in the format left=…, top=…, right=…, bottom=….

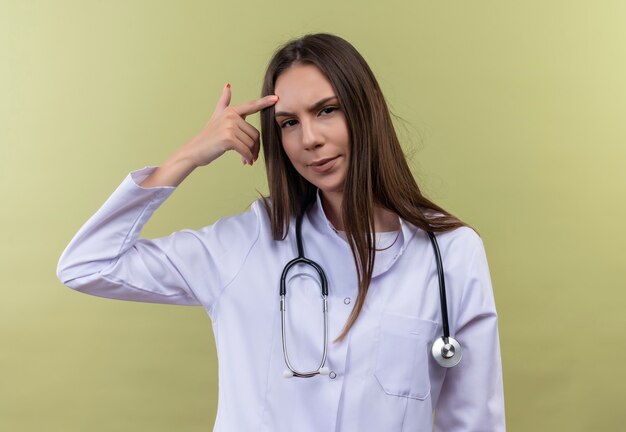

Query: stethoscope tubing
left=280, top=212, right=329, bottom=377
left=426, top=230, right=450, bottom=340
left=280, top=210, right=462, bottom=377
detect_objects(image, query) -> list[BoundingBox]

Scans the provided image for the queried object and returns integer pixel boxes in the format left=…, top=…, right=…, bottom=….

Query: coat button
left=329, top=371, right=337, bottom=379
left=344, top=297, right=351, bottom=305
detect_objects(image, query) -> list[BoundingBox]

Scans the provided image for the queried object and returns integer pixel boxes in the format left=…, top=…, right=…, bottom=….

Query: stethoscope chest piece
left=431, top=336, right=462, bottom=368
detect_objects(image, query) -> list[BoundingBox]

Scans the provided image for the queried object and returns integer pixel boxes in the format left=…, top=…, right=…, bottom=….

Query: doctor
left=57, top=32, right=505, bottom=431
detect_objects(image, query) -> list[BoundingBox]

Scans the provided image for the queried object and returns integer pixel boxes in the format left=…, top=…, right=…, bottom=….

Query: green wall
left=1, top=1, right=624, bottom=430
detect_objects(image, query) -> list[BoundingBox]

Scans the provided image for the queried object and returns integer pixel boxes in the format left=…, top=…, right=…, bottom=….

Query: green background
left=2, top=1, right=625, bottom=430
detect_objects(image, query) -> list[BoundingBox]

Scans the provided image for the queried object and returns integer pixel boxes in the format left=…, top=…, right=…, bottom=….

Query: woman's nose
left=301, top=119, right=324, bottom=150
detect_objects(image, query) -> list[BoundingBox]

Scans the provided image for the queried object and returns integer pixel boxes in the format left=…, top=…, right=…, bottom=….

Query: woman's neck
left=320, top=191, right=400, bottom=233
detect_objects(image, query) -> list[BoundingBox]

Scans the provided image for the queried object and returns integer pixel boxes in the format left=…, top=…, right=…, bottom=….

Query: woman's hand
left=139, top=84, right=277, bottom=188
left=182, top=83, right=279, bottom=168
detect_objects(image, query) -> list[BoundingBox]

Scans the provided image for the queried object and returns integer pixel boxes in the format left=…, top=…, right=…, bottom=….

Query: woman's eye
left=280, top=106, right=338, bottom=129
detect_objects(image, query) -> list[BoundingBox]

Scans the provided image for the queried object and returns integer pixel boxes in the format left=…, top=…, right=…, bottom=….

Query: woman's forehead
left=274, top=64, right=335, bottom=111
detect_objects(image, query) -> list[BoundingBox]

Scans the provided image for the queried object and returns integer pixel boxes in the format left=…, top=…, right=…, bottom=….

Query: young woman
left=57, top=33, right=505, bottom=431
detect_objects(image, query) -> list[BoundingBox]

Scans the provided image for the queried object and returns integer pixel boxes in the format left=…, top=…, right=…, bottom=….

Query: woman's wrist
left=139, top=150, right=197, bottom=188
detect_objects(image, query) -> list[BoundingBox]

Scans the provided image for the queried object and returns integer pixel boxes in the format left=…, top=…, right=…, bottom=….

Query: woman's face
left=274, top=63, right=350, bottom=199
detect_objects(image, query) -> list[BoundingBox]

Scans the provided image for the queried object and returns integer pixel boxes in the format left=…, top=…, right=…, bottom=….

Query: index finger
left=233, top=95, right=279, bottom=119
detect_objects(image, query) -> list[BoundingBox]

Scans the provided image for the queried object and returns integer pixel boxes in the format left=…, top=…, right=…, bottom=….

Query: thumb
left=214, top=83, right=231, bottom=113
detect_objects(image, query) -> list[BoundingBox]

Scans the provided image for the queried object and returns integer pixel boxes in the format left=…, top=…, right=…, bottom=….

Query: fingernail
left=226, top=83, right=230, bottom=88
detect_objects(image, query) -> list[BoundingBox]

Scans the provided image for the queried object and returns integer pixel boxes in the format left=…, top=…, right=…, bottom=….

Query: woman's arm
left=56, top=164, right=261, bottom=314
left=139, top=149, right=197, bottom=188
left=433, top=238, right=506, bottom=431
left=56, top=164, right=199, bottom=305
left=56, top=84, right=277, bottom=313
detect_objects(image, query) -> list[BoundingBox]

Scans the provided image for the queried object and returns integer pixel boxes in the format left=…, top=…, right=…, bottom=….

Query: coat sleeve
left=56, top=166, right=260, bottom=318
left=433, top=235, right=506, bottom=431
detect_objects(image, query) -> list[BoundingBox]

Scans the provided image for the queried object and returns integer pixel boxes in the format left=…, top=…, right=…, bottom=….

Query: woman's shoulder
left=418, top=208, right=482, bottom=247
left=425, top=225, right=485, bottom=268
left=437, top=225, right=482, bottom=246
left=205, top=196, right=271, bottom=232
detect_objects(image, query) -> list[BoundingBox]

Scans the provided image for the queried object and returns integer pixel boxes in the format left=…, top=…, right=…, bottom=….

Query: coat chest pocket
left=373, top=312, right=438, bottom=400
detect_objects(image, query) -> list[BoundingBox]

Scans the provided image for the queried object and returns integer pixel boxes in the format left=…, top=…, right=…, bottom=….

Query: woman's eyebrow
left=274, top=96, right=338, bottom=118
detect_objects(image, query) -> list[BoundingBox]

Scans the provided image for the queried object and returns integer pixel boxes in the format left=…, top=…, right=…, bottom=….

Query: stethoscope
left=280, top=211, right=462, bottom=379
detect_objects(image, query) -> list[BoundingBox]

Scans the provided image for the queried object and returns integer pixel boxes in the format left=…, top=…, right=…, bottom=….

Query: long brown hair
left=259, top=33, right=473, bottom=343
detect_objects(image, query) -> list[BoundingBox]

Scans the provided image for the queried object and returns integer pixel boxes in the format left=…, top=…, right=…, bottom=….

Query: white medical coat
left=57, top=166, right=506, bottom=431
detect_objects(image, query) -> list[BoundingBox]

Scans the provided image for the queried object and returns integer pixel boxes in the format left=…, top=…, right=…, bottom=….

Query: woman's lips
left=309, top=156, right=339, bottom=173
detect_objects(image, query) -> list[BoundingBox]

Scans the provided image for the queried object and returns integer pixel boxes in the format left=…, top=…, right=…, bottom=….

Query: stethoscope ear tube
left=280, top=212, right=330, bottom=378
